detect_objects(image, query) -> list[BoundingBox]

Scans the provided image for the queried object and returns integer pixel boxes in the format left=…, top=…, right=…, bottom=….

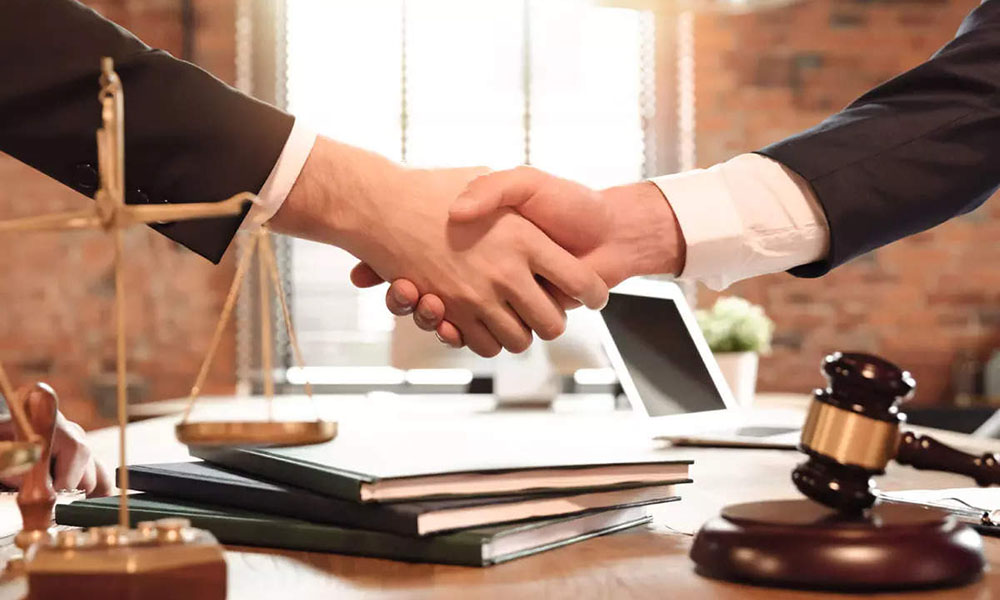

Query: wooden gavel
left=793, top=352, right=1000, bottom=513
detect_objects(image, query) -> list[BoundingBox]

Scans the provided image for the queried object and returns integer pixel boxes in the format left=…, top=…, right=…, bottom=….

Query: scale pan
left=175, top=420, right=337, bottom=448
left=0, top=440, right=41, bottom=477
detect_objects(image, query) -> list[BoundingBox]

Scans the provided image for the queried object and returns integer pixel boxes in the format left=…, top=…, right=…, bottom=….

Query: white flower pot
left=714, top=351, right=759, bottom=409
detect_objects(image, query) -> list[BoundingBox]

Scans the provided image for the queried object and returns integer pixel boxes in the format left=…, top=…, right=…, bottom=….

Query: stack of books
left=56, top=435, right=692, bottom=566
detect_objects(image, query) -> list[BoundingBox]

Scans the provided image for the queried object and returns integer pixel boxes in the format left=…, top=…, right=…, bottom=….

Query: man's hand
left=269, top=141, right=609, bottom=357
left=354, top=166, right=687, bottom=348
left=0, top=411, right=113, bottom=497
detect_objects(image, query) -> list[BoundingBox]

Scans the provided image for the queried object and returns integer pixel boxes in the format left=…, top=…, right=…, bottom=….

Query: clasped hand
left=346, top=166, right=685, bottom=355
left=269, top=139, right=682, bottom=357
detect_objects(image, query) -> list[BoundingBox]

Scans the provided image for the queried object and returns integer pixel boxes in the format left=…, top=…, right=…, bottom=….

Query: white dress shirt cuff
left=244, top=118, right=317, bottom=228
left=651, top=166, right=744, bottom=290
left=650, top=154, right=830, bottom=291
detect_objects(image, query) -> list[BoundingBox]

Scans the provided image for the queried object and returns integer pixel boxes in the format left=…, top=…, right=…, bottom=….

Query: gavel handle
left=895, top=432, right=1000, bottom=487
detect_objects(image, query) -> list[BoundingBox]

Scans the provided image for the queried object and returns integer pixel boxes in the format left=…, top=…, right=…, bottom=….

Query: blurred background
left=0, top=0, right=996, bottom=430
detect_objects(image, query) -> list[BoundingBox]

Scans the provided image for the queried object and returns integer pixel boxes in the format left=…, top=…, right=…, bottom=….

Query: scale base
left=690, top=499, right=984, bottom=591
left=24, top=521, right=225, bottom=600
left=175, top=420, right=337, bottom=447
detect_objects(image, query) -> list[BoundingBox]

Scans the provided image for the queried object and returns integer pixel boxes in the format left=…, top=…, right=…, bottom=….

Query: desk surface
left=5, top=393, right=1000, bottom=599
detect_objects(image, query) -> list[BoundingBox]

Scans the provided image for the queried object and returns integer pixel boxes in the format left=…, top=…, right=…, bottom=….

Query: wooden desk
left=6, top=394, right=1000, bottom=599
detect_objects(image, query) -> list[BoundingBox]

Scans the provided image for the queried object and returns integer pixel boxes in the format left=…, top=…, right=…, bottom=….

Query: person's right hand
left=0, top=408, right=113, bottom=497
left=353, top=166, right=686, bottom=348
left=268, top=140, right=609, bottom=357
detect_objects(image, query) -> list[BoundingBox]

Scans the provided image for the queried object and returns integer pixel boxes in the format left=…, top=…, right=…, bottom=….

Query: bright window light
left=573, top=368, right=618, bottom=386
left=404, top=368, right=475, bottom=386
left=286, top=366, right=406, bottom=386
left=285, top=0, right=647, bottom=369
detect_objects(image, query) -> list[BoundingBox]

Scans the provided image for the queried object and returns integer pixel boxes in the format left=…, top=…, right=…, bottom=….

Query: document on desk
left=878, top=488, right=1000, bottom=533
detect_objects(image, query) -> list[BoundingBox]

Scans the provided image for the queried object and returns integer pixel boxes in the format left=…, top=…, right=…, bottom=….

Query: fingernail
left=418, top=305, right=436, bottom=321
left=393, top=289, right=414, bottom=313
left=435, top=331, right=459, bottom=348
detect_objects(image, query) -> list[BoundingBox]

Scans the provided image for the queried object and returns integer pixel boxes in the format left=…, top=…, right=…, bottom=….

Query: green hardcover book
left=56, top=494, right=661, bottom=567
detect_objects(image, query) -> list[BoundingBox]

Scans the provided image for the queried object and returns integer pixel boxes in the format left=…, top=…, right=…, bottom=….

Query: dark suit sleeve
left=0, top=0, right=294, bottom=263
left=758, top=0, right=1000, bottom=278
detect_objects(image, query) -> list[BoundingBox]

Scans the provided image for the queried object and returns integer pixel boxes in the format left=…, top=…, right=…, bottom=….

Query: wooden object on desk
left=794, top=352, right=1000, bottom=512
left=692, top=352, right=1000, bottom=592
left=691, top=499, right=983, bottom=590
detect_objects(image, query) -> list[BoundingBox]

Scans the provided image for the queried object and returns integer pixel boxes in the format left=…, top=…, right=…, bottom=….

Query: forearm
left=759, top=0, right=1000, bottom=276
left=590, top=152, right=828, bottom=292
left=0, top=0, right=293, bottom=263
left=268, top=135, right=405, bottom=252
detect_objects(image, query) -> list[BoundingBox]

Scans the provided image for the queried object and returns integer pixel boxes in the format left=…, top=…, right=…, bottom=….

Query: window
left=283, top=0, right=654, bottom=373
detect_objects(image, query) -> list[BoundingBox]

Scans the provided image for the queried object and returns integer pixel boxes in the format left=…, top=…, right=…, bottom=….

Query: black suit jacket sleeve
left=758, top=0, right=1000, bottom=278
left=0, top=0, right=294, bottom=263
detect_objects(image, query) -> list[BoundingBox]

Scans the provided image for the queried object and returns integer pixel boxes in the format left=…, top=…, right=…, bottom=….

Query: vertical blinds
left=285, top=0, right=651, bottom=368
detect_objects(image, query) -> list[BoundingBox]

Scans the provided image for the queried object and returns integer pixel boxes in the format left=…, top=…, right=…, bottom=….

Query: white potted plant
left=696, top=297, right=774, bottom=409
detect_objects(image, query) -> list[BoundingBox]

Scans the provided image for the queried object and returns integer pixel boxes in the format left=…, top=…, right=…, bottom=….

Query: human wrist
left=601, top=181, right=686, bottom=279
left=268, top=136, right=403, bottom=249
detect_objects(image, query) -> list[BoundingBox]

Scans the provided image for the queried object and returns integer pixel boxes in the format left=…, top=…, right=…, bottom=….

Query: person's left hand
left=0, top=411, right=114, bottom=497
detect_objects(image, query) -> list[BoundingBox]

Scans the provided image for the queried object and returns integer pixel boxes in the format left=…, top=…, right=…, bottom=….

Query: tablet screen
left=601, top=292, right=728, bottom=417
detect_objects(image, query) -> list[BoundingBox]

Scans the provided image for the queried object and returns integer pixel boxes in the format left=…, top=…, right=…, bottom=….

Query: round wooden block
left=690, top=499, right=984, bottom=591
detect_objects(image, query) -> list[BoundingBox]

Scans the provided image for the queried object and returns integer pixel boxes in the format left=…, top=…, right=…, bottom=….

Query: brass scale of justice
left=0, top=58, right=334, bottom=599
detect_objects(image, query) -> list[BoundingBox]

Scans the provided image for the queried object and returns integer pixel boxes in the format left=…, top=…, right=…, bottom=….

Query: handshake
left=269, top=136, right=687, bottom=358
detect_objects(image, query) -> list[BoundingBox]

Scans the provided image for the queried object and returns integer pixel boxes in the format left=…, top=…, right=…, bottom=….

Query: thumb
left=449, top=166, right=547, bottom=222
left=349, top=262, right=386, bottom=288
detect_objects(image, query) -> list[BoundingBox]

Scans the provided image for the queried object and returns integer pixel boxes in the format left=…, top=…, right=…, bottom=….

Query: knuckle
left=512, top=165, right=537, bottom=178
left=494, top=263, right=523, bottom=289
left=467, top=172, right=493, bottom=190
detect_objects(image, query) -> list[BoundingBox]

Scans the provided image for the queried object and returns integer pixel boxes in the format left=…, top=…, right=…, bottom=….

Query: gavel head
left=792, top=352, right=915, bottom=512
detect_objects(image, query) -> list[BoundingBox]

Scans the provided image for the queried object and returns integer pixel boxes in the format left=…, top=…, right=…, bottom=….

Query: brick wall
left=0, top=0, right=239, bottom=428
left=3, top=0, right=995, bottom=424
left=691, top=0, right=1000, bottom=404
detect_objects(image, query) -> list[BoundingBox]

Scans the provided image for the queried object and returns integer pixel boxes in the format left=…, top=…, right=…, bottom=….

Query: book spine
left=54, top=503, right=485, bottom=566
left=487, top=515, right=652, bottom=565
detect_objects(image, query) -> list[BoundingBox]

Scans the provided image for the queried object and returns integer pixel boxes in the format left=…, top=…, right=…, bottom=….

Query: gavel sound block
left=690, top=352, right=990, bottom=591
left=9, top=384, right=226, bottom=600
